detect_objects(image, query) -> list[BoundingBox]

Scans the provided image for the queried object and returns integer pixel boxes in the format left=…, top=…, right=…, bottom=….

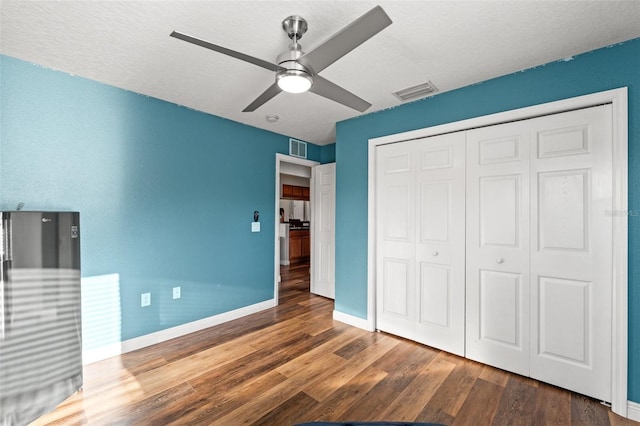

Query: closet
left=375, top=104, right=613, bottom=402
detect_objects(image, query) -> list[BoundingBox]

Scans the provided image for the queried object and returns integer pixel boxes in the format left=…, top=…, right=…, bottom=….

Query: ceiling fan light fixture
left=276, top=69, right=313, bottom=93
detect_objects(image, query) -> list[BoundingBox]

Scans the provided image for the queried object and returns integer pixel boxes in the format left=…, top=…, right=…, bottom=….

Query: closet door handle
left=432, top=251, right=439, bottom=257
left=496, top=258, right=504, bottom=264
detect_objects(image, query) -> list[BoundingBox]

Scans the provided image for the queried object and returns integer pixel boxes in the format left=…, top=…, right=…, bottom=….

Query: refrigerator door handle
left=1, top=218, right=11, bottom=262
left=0, top=267, right=5, bottom=339
left=1, top=217, right=11, bottom=338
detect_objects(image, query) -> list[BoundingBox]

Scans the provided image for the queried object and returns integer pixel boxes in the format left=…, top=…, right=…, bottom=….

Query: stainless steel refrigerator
left=0, top=211, right=82, bottom=425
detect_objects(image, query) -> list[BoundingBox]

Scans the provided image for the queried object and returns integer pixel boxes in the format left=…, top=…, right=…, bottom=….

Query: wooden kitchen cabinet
left=282, top=184, right=294, bottom=198
left=282, top=184, right=310, bottom=201
left=302, top=234, right=310, bottom=257
left=289, top=229, right=310, bottom=262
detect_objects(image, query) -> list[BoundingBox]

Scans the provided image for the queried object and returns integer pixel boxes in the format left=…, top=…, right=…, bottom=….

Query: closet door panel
left=530, top=105, right=613, bottom=402
left=415, top=132, right=466, bottom=356
left=537, top=276, right=590, bottom=362
left=466, top=121, right=531, bottom=376
left=419, top=181, right=451, bottom=244
left=419, top=263, right=451, bottom=327
left=376, top=132, right=466, bottom=355
left=479, top=175, right=521, bottom=247
left=479, top=270, right=524, bottom=348
left=376, top=141, right=418, bottom=339
left=382, top=258, right=412, bottom=317
left=538, top=170, right=589, bottom=252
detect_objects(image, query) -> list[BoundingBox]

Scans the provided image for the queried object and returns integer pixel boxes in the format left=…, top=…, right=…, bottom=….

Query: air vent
left=289, top=138, right=307, bottom=159
left=392, top=81, right=439, bottom=102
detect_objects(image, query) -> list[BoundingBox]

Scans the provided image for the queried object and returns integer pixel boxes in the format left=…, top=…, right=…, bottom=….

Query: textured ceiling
left=2, top=1, right=640, bottom=145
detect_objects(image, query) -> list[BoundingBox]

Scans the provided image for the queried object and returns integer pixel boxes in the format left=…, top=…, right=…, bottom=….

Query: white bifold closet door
left=466, top=105, right=613, bottom=402
left=465, top=119, right=532, bottom=376
left=376, top=132, right=466, bottom=356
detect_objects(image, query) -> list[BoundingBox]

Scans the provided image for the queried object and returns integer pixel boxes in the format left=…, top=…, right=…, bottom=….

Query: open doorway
left=274, top=154, right=318, bottom=303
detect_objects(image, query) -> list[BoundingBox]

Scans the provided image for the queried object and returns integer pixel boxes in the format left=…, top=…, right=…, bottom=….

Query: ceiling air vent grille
left=289, top=138, right=307, bottom=159
left=392, top=81, right=439, bottom=102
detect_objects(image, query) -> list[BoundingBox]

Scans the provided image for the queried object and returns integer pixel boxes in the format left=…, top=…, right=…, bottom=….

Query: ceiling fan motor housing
left=277, top=46, right=311, bottom=73
left=276, top=44, right=314, bottom=92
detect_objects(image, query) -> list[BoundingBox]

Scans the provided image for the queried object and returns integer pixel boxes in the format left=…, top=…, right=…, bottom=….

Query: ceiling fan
left=170, top=6, right=392, bottom=113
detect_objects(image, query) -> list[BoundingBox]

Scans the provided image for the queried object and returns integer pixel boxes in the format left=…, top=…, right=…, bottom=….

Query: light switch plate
left=141, top=292, right=151, bottom=307
left=251, top=222, right=260, bottom=232
left=172, top=286, right=181, bottom=299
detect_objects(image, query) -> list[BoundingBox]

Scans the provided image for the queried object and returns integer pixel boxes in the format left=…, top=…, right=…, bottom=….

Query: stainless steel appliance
left=279, top=223, right=290, bottom=266
left=1, top=211, right=82, bottom=425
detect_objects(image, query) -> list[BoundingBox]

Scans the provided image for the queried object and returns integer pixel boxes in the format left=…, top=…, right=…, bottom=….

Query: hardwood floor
left=33, top=262, right=635, bottom=425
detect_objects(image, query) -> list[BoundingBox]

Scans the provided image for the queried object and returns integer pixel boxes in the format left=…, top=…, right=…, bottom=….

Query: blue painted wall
left=321, top=143, right=336, bottom=164
left=0, top=54, right=321, bottom=345
left=334, top=38, right=640, bottom=402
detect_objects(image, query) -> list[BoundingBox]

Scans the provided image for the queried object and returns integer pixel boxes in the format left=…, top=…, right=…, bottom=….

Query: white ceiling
left=2, top=1, right=639, bottom=146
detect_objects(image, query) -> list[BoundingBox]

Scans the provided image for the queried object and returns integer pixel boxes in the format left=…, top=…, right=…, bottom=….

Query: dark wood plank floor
left=32, top=262, right=636, bottom=425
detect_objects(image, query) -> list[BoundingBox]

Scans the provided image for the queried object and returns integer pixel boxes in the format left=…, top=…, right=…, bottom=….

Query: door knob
left=432, top=251, right=439, bottom=256
left=496, top=258, right=504, bottom=264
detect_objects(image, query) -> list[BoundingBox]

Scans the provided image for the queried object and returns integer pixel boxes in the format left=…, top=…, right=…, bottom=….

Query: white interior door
left=529, top=105, right=613, bottom=402
left=465, top=120, right=531, bottom=376
left=376, top=133, right=466, bottom=355
left=311, top=163, right=335, bottom=299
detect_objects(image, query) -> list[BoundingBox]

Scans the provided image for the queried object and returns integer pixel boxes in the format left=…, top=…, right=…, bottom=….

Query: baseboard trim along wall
left=628, top=401, right=640, bottom=422
left=333, top=310, right=375, bottom=332
left=83, top=299, right=276, bottom=364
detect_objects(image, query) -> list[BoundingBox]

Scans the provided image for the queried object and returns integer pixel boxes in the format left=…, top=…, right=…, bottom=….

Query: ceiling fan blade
left=298, top=6, right=392, bottom=74
left=170, top=31, right=283, bottom=72
left=242, top=83, right=282, bottom=112
left=309, top=75, right=371, bottom=112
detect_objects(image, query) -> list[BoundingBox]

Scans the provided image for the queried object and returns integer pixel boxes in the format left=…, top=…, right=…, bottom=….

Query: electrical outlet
left=141, top=292, right=151, bottom=307
left=172, top=286, right=181, bottom=299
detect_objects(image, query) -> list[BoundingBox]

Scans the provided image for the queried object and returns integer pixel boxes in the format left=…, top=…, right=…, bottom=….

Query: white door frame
left=366, top=88, right=628, bottom=417
left=274, top=153, right=319, bottom=303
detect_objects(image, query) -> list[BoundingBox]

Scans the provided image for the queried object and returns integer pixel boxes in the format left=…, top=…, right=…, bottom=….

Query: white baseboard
left=628, top=400, right=640, bottom=422
left=333, top=310, right=375, bottom=331
left=82, top=299, right=276, bottom=365
left=83, top=342, right=125, bottom=365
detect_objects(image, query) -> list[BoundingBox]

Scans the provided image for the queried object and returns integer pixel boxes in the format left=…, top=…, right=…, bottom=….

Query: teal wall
left=321, top=143, right=336, bottom=164
left=0, top=54, right=321, bottom=344
left=334, top=38, right=640, bottom=402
